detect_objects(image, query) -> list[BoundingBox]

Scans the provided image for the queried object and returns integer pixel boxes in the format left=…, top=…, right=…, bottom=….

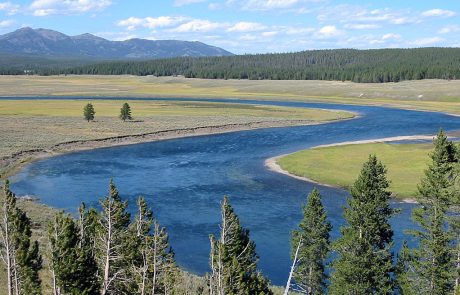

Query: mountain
left=0, top=27, right=233, bottom=60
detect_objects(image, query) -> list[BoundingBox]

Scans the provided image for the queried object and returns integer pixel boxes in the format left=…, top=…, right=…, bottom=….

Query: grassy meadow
left=0, top=99, right=352, bottom=162
left=0, top=75, right=460, bottom=114
left=278, top=142, right=433, bottom=199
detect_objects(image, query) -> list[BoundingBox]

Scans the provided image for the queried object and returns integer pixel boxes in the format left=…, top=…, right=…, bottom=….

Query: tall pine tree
left=289, top=188, right=331, bottom=294
left=96, top=180, right=131, bottom=295
left=329, top=155, right=396, bottom=294
left=0, top=180, right=42, bottom=295
left=48, top=211, right=99, bottom=295
left=408, top=129, right=457, bottom=294
left=209, top=196, right=272, bottom=295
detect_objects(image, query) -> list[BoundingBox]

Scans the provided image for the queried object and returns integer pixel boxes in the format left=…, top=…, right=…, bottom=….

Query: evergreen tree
left=289, top=188, right=331, bottom=294
left=96, top=180, right=130, bottom=295
left=83, top=103, right=95, bottom=122
left=395, top=241, right=417, bottom=295
left=48, top=211, right=98, bottom=295
left=119, top=102, right=132, bottom=121
left=329, top=155, right=396, bottom=295
left=1, top=180, right=42, bottom=295
left=127, top=197, right=177, bottom=295
left=409, top=130, right=457, bottom=294
left=209, top=196, right=272, bottom=295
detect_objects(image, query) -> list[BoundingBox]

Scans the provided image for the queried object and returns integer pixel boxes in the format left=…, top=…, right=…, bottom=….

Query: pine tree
left=209, top=196, right=272, bottom=295
left=289, top=188, right=331, bottom=294
left=395, top=241, right=417, bottom=295
left=96, top=180, right=130, bottom=295
left=128, top=197, right=177, bottom=295
left=329, top=155, right=396, bottom=294
left=48, top=211, right=98, bottom=295
left=119, top=102, right=132, bottom=121
left=409, top=130, right=457, bottom=294
left=83, top=103, right=95, bottom=122
left=0, top=180, right=42, bottom=295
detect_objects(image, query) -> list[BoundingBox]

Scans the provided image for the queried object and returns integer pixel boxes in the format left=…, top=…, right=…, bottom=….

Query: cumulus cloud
left=421, top=9, right=456, bottom=18
left=0, top=2, right=19, bottom=15
left=117, top=16, right=185, bottom=31
left=438, top=25, right=460, bottom=34
left=412, top=37, right=445, bottom=46
left=30, top=0, right=112, bottom=16
left=0, top=19, right=13, bottom=27
left=317, top=25, right=343, bottom=38
left=227, top=22, right=266, bottom=32
left=344, top=23, right=381, bottom=30
left=382, top=33, right=401, bottom=40
left=174, top=0, right=207, bottom=7
left=170, top=19, right=224, bottom=32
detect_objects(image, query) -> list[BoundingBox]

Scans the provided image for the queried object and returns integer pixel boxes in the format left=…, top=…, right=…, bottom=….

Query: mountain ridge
left=0, top=27, right=233, bottom=60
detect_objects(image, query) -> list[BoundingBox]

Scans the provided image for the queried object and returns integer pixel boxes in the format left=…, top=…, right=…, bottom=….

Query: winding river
left=9, top=99, right=460, bottom=285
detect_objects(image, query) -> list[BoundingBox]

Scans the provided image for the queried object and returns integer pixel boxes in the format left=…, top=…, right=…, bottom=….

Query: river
left=9, top=99, right=460, bottom=285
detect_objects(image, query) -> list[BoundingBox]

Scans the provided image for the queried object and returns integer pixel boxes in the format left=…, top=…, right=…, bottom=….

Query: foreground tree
left=83, top=103, right=95, bottom=122
left=0, top=180, right=42, bottom=295
left=329, top=155, right=396, bottom=294
left=286, top=188, right=331, bottom=294
left=119, top=102, right=132, bottom=121
left=127, top=197, right=177, bottom=294
left=96, top=180, right=131, bottom=295
left=209, top=196, right=272, bottom=295
left=408, top=130, right=457, bottom=294
left=48, top=211, right=99, bottom=295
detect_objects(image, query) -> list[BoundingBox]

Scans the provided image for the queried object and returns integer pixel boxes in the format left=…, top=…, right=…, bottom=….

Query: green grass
left=278, top=142, right=433, bottom=199
left=1, top=75, right=460, bottom=114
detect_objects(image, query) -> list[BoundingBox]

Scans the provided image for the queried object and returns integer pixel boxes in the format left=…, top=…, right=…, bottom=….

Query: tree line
left=22, top=48, right=460, bottom=83
left=1, top=129, right=459, bottom=294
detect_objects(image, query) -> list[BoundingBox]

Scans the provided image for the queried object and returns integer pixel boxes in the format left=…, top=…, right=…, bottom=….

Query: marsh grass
left=278, top=142, right=432, bottom=199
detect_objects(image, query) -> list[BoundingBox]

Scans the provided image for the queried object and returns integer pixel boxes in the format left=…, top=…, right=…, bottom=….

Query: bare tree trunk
left=101, top=202, right=112, bottom=295
left=284, top=238, right=302, bottom=295
left=151, top=223, right=159, bottom=295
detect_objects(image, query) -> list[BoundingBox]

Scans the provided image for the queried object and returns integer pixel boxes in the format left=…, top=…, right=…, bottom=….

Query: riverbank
left=0, top=99, right=355, bottom=178
left=264, top=135, right=443, bottom=203
left=0, top=76, right=460, bottom=115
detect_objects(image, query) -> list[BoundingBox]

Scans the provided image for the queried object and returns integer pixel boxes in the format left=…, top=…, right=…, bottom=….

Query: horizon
left=0, top=1, right=459, bottom=54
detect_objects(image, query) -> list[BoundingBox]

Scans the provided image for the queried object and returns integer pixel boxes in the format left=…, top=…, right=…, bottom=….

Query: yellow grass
left=0, top=76, right=459, bottom=114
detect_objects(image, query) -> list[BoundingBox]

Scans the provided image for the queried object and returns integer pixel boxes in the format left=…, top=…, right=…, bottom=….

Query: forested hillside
left=59, top=48, right=460, bottom=83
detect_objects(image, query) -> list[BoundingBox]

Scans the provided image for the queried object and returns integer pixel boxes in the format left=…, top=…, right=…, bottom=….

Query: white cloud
left=317, top=25, right=343, bottom=37
left=117, top=16, right=185, bottom=30
left=0, top=2, right=19, bottom=15
left=421, top=9, right=456, bottom=18
left=241, top=0, right=299, bottom=10
left=227, top=22, right=266, bottom=32
left=412, top=37, right=445, bottom=46
left=0, top=19, right=13, bottom=27
left=174, top=0, right=206, bottom=7
left=344, top=23, right=381, bottom=30
left=261, top=31, right=278, bottom=37
left=438, top=25, right=460, bottom=34
left=382, top=33, right=401, bottom=40
left=30, top=0, right=112, bottom=16
left=170, top=19, right=224, bottom=32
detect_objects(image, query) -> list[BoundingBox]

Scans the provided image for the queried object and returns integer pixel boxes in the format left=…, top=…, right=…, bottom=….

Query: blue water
left=9, top=99, right=460, bottom=285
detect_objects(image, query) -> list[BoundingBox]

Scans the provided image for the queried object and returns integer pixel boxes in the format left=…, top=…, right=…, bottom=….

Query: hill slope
left=62, top=48, right=460, bottom=83
left=0, top=27, right=233, bottom=60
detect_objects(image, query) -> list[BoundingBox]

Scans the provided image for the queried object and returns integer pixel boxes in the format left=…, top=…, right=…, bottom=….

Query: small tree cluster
left=83, top=102, right=134, bottom=122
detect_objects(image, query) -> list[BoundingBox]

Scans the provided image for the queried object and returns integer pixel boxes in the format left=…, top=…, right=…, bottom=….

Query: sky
left=0, top=0, right=459, bottom=54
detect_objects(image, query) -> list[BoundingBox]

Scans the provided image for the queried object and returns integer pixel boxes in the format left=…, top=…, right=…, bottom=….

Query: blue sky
left=0, top=0, right=459, bottom=53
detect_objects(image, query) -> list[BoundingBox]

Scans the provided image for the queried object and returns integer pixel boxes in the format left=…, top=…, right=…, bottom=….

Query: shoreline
left=264, top=135, right=439, bottom=204
left=1, top=117, right=355, bottom=178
